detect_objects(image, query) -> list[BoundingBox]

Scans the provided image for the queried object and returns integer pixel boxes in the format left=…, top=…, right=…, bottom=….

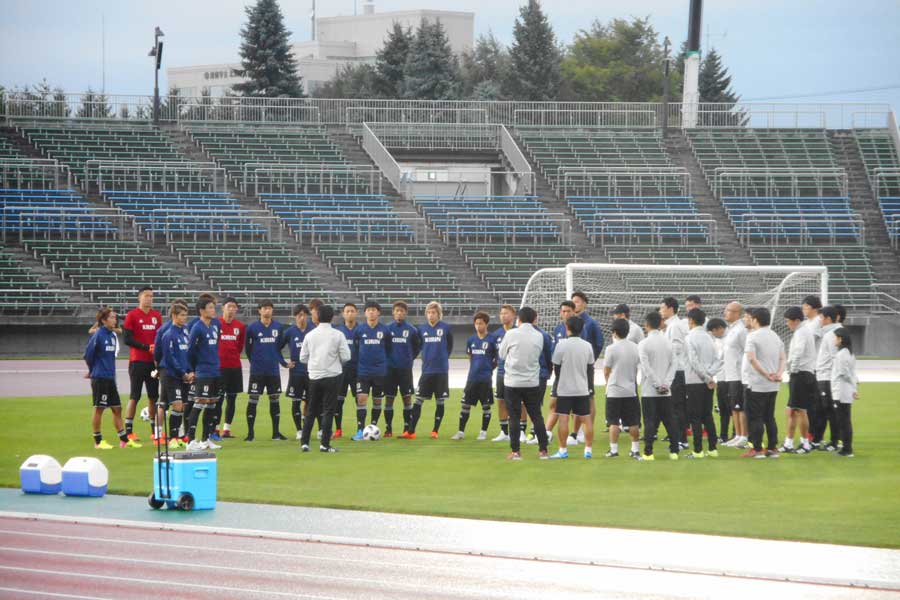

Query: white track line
left=0, top=588, right=109, bottom=600
left=0, top=565, right=341, bottom=600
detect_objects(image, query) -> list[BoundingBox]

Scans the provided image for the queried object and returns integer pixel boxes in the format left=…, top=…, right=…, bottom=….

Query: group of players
left=83, top=286, right=859, bottom=459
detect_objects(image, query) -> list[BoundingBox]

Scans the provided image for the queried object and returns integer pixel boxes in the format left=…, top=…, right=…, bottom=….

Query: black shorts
left=92, top=378, right=121, bottom=408
left=357, top=375, right=385, bottom=398
left=495, top=371, right=506, bottom=400
left=725, top=380, right=743, bottom=412
left=605, top=396, right=641, bottom=427
left=385, top=367, right=415, bottom=398
left=248, top=374, right=281, bottom=396
left=191, top=377, right=220, bottom=402
left=220, top=367, right=243, bottom=394
left=556, top=395, right=590, bottom=417
left=128, top=360, right=159, bottom=402
left=463, top=380, right=494, bottom=406
left=286, top=373, right=309, bottom=401
left=788, top=371, right=816, bottom=411
left=737, top=385, right=749, bottom=413
left=417, top=373, right=449, bottom=401
left=161, top=373, right=189, bottom=407
left=339, top=367, right=358, bottom=399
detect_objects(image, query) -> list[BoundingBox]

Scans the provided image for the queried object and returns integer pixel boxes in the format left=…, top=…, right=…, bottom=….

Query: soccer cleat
left=795, top=446, right=812, bottom=455
left=450, top=431, right=465, bottom=440
left=332, top=429, right=343, bottom=439
left=766, top=449, right=780, bottom=459
left=351, top=430, right=364, bottom=441
left=206, top=440, right=222, bottom=450
left=506, top=451, right=522, bottom=461
left=669, top=452, right=679, bottom=461
left=549, top=450, right=569, bottom=459
left=724, top=436, right=740, bottom=447
left=629, top=451, right=641, bottom=460
left=187, top=440, right=206, bottom=451
left=476, top=431, right=487, bottom=441
left=384, top=430, right=393, bottom=438
left=244, top=433, right=255, bottom=442
left=640, top=453, right=655, bottom=461
left=209, top=432, right=222, bottom=442
left=153, top=437, right=166, bottom=447
left=301, top=444, right=310, bottom=452
left=168, top=438, right=184, bottom=450
left=538, top=450, right=549, bottom=460
left=583, top=449, right=593, bottom=459
left=430, top=431, right=439, bottom=439
left=272, top=433, right=287, bottom=441
left=525, top=434, right=538, bottom=445
left=120, top=439, right=143, bottom=449
left=837, top=450, right=854, bottom=457
left=679, top=442, right=690, bottom=451
left=295, top=431, right=303, bottom=440
left=688, top=451, right=704, bottom=459
left=824, top=444, right=837, bottom=452
left=94, top=440, right=113, bottom=450
left=320, top=446, right=339, bottom=453
left=492, top=432, right=509, bottom=442
left=127, top=433, right=141, bottom=442
left=605, top=450, right=618, bottom=458
left=706, top=449, right=719, bottom=458
left=221, top=430, right=234, bottom=439
left=754, top=451, right=769, bottom=459
left=778, top=444, right=794, bottom=454
left=400, top=431, right=417, bottom=439
left=741, top=449, right=760, bottom=458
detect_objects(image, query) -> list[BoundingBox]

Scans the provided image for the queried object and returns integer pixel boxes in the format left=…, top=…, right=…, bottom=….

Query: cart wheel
left=148, top=493, right=164, bottom=510
left=177, top=493, right=195, bottom=511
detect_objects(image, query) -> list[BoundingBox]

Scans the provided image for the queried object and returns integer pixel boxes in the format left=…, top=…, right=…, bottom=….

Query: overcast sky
left=2, top=0, right=899, bottom=114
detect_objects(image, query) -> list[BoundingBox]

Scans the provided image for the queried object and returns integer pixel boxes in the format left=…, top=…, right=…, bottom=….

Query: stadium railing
left=361, top=123, right=404, bottom=195
left=711, top=167, right=848, bottom=198
left=0, top=159, right=72, bottom=190
left=582, top=214, right=718, bottom=246
left=248, top=165, right=382, bottom=197
left=87, top=160, right=224, bottom=194
left=559, top=167, right=691, bottom=199
left=513, top=108, right=658, bottom=128
left=735, top=214, right=865, bottom=245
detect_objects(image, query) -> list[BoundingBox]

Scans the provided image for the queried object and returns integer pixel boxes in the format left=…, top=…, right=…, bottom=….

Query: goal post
left=522, top=263, right=828, bottom=343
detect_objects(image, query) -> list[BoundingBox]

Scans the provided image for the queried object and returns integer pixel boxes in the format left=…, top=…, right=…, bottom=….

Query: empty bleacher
left=854, top=129, right=900, bottom=244
left=0, top=244, right=74, bottom=315
left=0, top=137, right=23, bottom=159
left=16, top=122, right=182, bottom=178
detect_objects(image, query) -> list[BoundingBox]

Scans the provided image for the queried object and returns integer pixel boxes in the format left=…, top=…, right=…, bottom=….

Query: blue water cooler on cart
left=149, top=451, right=217, bottom=511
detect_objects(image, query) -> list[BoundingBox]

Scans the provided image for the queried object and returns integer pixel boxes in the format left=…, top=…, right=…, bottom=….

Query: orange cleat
left=400, top=431, right=416, bottom=439
left=127, top=433, right=141, bottom=442
left=333, top=429, right=343, bottom=439
left=430, top=431, right=439, bottom=439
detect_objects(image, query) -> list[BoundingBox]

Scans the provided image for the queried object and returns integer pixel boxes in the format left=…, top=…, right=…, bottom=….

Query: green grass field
left=2, top=383, right=898, bottom=548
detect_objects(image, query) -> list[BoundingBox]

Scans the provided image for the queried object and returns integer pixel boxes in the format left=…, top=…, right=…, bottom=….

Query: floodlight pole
left=662, top=37, right=672, bottom=133
left=150, top=27, right=165, bottom=124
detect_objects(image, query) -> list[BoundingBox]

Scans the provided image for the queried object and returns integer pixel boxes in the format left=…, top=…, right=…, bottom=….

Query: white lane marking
left=0, top=588, right=109, bottom=600
left=0, top=565, right=340, bottom=600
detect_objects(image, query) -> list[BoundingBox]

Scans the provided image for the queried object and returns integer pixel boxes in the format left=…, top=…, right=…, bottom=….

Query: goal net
left=521, top=263, right=828, bottom=343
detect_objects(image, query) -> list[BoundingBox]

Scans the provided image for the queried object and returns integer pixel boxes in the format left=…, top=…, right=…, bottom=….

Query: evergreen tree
left=375, top=22, right=413, bottom=98
left=401, top=19, right=460, bottom=100
left=503, top=0, right=561, bottom=101
left=233, top=0, right=304, bottom=98
left=77, top=88, right=112, bottom=119
left=698, top=48, right=739, bottom=104
left=461, top=32, right=509, bottom=99
left=313, top=63, right=380, bottom=99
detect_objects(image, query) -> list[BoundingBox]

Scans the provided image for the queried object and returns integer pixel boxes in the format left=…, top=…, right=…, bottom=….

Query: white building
left=167, top=6, right=474, bottom=97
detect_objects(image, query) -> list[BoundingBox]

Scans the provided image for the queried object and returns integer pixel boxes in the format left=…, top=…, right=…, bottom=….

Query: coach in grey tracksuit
left=685, top=308, right=723, bottom=455
left=638, top=312, right=679, bottom=458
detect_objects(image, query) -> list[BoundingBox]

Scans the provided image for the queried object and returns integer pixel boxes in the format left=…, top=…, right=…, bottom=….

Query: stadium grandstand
left=1, top=97, right=899, bottom=354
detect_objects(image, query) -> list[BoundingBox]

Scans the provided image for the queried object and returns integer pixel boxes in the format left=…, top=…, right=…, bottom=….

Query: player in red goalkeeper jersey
left=217, top=297, right=246, bottom=439
left=122, top=286, right=163, bottom=441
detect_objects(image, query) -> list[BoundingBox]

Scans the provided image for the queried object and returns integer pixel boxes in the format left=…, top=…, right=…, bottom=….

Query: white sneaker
left=477, top=431, right=487, bottom=441
left=295, top=431, right=303, bottom=440
left=492, top=432, right=510, bottom=442
left=450, top=431, right=465, bottom=440
left=186, top=440, right=205, bottom=451
left=519, top=431, right=526, bottom=443
left=525, top=434, right=538, bottom=445
left=206, top=440, right=222, bottom=450
left=724, top=436, right=740, bottom=447
left=576, top=430, right=585, bottom=444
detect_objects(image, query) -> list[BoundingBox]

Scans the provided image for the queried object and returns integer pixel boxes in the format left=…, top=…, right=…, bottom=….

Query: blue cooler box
left=20, top=455, right=62, bottom=495
left=153, top=451, right=217, bottom=510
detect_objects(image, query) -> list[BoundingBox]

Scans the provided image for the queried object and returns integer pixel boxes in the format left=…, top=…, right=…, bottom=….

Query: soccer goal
left=521, top=263, right=828, bottom=342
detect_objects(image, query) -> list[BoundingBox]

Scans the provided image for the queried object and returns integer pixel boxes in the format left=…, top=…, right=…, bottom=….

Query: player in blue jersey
left=159, top=303, right=192, bottom=450
left=244, top=299, right=289, bottom=442
left=385, top=301, right=421, bottom=437
left=406, top=301, right=454, bottom=439
left=84, top=307, right=141, bottom=449
left=186, top=295, right=221, bottom=451
left=281, top=304, right=314, bottom=440
left=451, top=312, right=496, bottom=440
left=151, top=298, right=187, bottom=444
left=489, top=304, right=517, bottom=442
left=334, top=303, right=359, bottom=439
left=352, top=301, right=393, bottom=441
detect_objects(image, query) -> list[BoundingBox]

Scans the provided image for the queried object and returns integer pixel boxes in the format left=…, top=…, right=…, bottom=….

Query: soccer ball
left=139, top=407, right=151, bottom=422
left=362, top=424, right=381, bottom=441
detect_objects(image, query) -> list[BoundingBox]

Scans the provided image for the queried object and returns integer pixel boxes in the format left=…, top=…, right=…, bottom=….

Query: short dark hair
left=138, top=286, right=153, bottom=295
left=571, top=291, right=588, bottom=304
left=611, top=318, right=629, bottom=340
left=559, top=300, right=576, bottom=310
left=392, top=300, right=409, bottom=311
left=257, top=299, right=274, bottom=310
left=644, top=311, right=662, bottom=330
left=318, top=304, right=335, bottom=323
left=565, top=315, right=584, bottom=335
left=834, top=303, right=847, bottom=322
left=364, top=301, right=381, bottom=312
left=751, top=307, right=771, bottom=327
left=197, top=297, right=216, bottom=314
left=820, top=306, right=838, bottom=322
left=833, top=327, right=853, bottom=354
left=802, top=295, right=823, bottom=310
left=518, top=306, right=537, bottom=324
left=293, top=303, right=309, bottom=316
left=687, top=308, right=706, bottom=326
left=308, top=298, right=323, bottom=310
left=661, top=296, right=678, bottom=312
left=783, top=306, right=804, bottom=321
left=612, top=303, right=630, bottom=317
left=343, top=302, right=357, bottom=310
left=685, top=295, right=702, bottom=305
left=706, top=317, right=727, bottom=331
left=473, top=311, right=490, bottom=324
left=222, top=296, right=239, bottom=307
